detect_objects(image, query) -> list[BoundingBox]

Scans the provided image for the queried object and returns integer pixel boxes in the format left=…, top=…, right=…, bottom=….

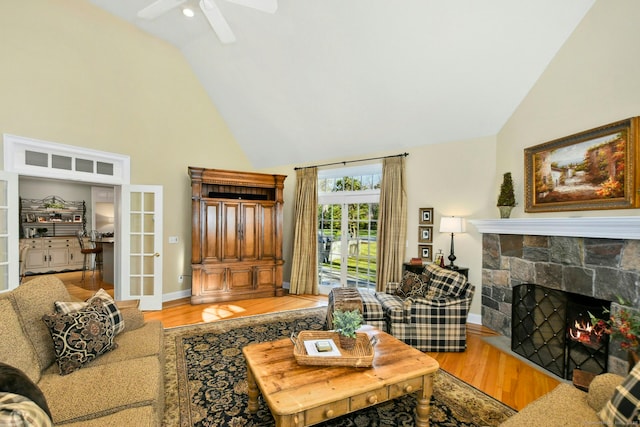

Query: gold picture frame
left=418, top=226, right=432, bottom=243
left=419, top=207, right=433, bottom=224
left=419, top=244, right=433, bottom=262
left=525, top=117, right=640, bottom=212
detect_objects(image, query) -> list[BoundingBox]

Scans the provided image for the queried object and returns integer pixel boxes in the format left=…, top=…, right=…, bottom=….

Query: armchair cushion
left=424, top=264, right=468, bottom=298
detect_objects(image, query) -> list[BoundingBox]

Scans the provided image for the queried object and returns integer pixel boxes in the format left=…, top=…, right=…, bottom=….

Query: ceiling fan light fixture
left=182, top=7, right=195, bottom=18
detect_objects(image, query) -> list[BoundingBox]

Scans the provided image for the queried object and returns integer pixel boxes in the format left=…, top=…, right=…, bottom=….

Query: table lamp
left=439, top=216, right=464, bottom=269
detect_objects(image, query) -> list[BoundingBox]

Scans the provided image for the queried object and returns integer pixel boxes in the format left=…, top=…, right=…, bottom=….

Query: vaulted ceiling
left=88, top=0, right=595, bottom=168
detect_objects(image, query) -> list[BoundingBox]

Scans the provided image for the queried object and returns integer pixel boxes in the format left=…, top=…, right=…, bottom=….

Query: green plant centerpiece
left=497, top=172, right=516, bottom=218
left=332, top=309, right=363, bottom=350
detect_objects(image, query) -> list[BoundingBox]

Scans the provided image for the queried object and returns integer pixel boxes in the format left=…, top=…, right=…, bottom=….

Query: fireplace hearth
left=511, top=284, right=610, bottom=380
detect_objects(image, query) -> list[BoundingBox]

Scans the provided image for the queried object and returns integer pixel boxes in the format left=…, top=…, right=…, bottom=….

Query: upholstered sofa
left=0, top=275, right=165, bottom=426
left=328, top=264, right=475, bottom=352
left=500, top=367, right=640, bottom=426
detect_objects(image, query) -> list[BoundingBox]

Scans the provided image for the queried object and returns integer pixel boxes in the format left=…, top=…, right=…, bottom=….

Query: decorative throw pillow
left=395, top=271, right=424, bottom=298
left=599, top=362, right=640, bottom=425
left=54, top=288, right=124, bottom=335
left=0, top=392, right=53, bottom=427
left=42, top=300, right=117, bottom=376
left=0, top=362, right=51, bottom=421
left=425, top=264, right=468, bottom=298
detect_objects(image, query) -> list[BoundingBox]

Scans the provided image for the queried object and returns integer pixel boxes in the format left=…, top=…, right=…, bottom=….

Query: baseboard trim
left=163, top=289, right=191, bottom=302
left=468, top=313, right=481, bottom=325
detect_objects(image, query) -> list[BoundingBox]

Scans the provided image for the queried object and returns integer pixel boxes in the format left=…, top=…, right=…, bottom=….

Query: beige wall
left=498, top=0, right=640, bottom=218
left=0, top=1, right=252, bottom=295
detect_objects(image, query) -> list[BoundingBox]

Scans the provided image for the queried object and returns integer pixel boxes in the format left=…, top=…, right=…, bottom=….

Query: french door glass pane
left=346, top=203, right=377, bottom=289
left=318, top=202, right=378, bottom=290
left=318, top=203, right=342, bottom=288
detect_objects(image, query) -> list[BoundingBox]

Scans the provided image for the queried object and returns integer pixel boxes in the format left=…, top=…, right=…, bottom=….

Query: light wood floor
left=49, top=271, right=560, bottom=411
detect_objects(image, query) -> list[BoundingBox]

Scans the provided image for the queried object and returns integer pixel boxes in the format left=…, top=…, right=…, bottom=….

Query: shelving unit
left=20, top=196, right=86, bottom=238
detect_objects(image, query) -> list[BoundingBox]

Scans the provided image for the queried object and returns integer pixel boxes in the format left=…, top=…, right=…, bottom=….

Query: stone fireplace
left=473, top=219, right=640, bottom=377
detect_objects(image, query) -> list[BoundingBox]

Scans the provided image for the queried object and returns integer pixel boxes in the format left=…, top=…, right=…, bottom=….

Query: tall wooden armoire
left=188, top=167, right=287, bottom=304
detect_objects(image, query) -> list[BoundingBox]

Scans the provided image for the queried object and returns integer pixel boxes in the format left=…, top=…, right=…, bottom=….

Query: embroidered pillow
left=395, top=271, right=424, bottom=298
left=42, top=300, right=117, bottom=375
left=599, top=362, right=640, bottom=425
left=54, top=288, right=124, bottom=335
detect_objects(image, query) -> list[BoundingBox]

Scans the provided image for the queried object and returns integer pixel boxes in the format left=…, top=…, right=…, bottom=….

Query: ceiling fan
left=137, top=0, right=278, bottom=44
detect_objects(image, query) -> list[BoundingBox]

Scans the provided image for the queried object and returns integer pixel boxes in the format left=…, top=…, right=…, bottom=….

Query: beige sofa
left=0, top=275, right=164, bottom=426
left=500, top=373, right=624, bottom=426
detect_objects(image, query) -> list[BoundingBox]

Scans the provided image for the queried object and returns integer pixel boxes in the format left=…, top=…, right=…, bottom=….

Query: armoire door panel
left=203, top=202, right=220, bottom=260
left=261, top=204, right=276, bottom=259
left=228, top=267, right=253, bottom=290
left=195, top=266, right=226, bottom=293
left=222, top=202, right=240, bottom=260
left=241, top=203, right=258, bottom=260
left=254, top=265, right=276, bottom=290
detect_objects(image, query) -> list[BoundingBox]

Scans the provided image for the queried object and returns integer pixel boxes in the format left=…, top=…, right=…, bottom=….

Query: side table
left=403, top=262, right=425, bottom=275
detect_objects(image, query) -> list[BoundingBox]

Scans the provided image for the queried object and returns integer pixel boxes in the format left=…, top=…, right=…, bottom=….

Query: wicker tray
left=290, top=330, right=376, bottom=367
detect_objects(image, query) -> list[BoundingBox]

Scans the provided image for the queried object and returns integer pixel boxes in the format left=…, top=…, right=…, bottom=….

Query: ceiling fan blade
left=224, top=0, right=278, bottom=14
left=200, top=0, right=237, bottom=44
left=137, top=0, right=188, bottom=20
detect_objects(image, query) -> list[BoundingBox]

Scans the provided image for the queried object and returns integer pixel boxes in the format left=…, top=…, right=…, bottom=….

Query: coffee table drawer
left=350, top=387, right=388, bottom=411
left=305, top=400, right=349, bottom=424
left=389, top=376, right=424, bottom=399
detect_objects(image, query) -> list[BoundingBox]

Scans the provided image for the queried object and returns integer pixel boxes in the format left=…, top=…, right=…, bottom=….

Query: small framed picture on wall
left=419, top=207, right=434, bottom=225
left=418, top=226, right=432, bottom=243
left=419, top=244, right=433, bottom=262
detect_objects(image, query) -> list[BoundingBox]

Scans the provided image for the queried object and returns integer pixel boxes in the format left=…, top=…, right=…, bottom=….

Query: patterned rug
left=162, top=307, right=516, bottom=426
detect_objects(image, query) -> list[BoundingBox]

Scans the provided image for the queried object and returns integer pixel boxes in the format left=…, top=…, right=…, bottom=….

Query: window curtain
left=376, top=156, right=407, bottom=291
left=289, top=167, right=319, bottom=295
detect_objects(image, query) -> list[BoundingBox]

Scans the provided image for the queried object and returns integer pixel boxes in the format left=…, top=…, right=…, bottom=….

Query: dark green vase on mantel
left=498, top=206, right=514, bottom=219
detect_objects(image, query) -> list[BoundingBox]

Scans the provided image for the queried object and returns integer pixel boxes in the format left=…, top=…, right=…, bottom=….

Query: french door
left=318, top=194, right=379, bottom=290
left=0, top=171, right=19, bottom=292
left=117, top=185, right=163, bottom=310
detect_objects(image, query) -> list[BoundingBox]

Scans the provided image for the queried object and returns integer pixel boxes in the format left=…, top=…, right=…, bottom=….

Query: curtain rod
left=294, top=152, right=408, bottom=171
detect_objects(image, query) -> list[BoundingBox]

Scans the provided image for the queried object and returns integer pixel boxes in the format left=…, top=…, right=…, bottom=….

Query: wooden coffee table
left=243, top=327, right=439, bottom=427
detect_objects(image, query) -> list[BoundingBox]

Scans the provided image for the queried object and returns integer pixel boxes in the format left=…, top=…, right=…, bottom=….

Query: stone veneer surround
left=481, top=233, right=640, bottom=375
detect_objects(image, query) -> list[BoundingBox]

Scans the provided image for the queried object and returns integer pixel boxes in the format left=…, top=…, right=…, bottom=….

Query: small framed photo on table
left=419, top=208, right=434, bottom=225
left=419, top=244, right=433, bottom=262
left=73, top=214, right=82, bottom=222
left=418, top=226, right=433, bottom=243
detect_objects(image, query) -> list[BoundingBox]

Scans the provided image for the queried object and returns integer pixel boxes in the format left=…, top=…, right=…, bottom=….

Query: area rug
left=162, top=308, right=516, bottom=426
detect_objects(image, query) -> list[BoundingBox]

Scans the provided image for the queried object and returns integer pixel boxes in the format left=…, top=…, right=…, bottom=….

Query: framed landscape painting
left=525, top=117, right=640, bottom=212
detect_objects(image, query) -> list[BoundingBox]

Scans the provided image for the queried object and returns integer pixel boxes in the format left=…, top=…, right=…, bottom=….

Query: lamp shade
left=440, top=216, right=464, bottom=233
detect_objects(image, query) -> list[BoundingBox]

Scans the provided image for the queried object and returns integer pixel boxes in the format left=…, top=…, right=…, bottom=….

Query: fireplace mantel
left=469, top=216, right=640, bottom=240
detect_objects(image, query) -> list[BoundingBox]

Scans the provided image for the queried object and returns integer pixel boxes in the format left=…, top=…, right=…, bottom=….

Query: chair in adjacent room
left=76, top=230, right=103, bottom=282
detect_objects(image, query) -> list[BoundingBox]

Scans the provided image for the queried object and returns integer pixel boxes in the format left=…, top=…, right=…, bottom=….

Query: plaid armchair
left=375, top=264, right=475, bottom=352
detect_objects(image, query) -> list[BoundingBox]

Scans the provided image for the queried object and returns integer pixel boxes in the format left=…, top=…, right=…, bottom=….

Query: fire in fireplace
left=511, top=284, right=610, bottom=380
